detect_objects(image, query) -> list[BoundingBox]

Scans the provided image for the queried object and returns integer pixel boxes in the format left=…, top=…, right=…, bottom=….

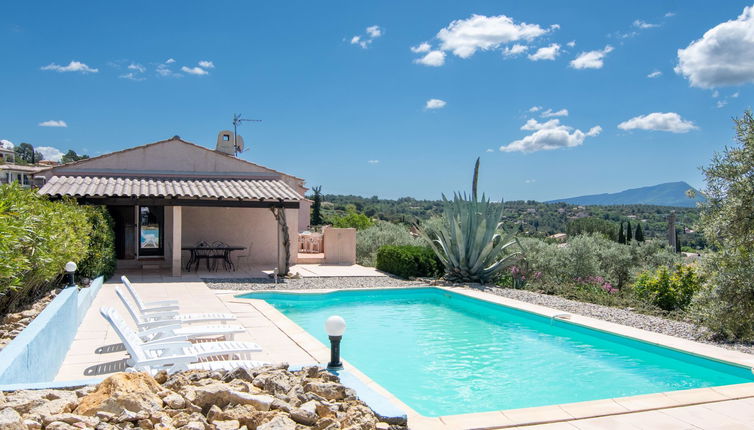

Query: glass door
left=138, top=206, right=164, bottom=256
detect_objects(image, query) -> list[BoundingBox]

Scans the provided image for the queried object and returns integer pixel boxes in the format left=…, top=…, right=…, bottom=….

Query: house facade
left=37, top=136, right=312, bottom=276
left=0, top=145, right=46, bottom=188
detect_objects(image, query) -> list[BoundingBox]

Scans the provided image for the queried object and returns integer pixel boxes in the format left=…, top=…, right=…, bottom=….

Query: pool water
left=241, top=288, right=754, bottom=417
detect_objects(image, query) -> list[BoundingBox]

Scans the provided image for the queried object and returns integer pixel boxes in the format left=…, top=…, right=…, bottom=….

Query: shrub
left=330, top=206, right=374, bottom=230
left=566, top=217, right=618, bottom=241
left=376, top=245, right=442, bottom=279
left=634, top=265, right=701, bottom=311
left=77, top=206, right=117, bottom=281
left=356, top=221, right=421, bottom=267
left=0, top=184, right=91, bottom=314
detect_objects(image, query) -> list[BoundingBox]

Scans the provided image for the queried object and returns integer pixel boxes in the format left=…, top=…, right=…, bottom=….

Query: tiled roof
left=38, top=176, right=304, bottom=201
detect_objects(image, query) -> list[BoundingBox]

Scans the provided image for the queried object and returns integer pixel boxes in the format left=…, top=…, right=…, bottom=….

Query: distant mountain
left=547, top=182, right=706, bottom=208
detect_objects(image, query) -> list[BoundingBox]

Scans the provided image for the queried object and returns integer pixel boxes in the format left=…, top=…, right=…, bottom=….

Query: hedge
left=0, top=184, right=116, bottom=315
left=376, top=245, right=442, bottom=279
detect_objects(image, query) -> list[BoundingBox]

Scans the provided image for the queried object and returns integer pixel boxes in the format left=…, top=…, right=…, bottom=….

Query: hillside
left=546, top=182, right=706, bottom=208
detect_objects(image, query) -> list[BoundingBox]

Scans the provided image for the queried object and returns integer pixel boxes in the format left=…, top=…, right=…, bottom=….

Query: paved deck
left=55, top=276, right=754, bottom=429
left=117, top=262, right=385, bottom=279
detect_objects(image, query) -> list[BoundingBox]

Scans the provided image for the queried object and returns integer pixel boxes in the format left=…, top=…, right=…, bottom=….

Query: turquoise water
left=241, top=288, right=754, bottom=417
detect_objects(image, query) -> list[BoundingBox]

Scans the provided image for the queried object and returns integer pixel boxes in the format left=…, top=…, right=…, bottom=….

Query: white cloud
left=198, top=60, right=215, bottom=69
left=676, top=5, right=754, bottom=88
left=366, top=25, right=382, bottom=38
left=181, top=66, right=209, bottom=75
left=528, top=43, right=560, bottom=61
left=486, top=148, right=495, bottom=152
left=411, top=42, right=432, bottom=53
left=540, top=108, right=568, bottom=118
left=38, top=120, right=67, bottom=127
left=119, top=72, right=146, bottom=81
left=524, top=179, right=536, bottom=183
left=41, top=61, right=98, bottom=73
left=36, top=146, right=65, bottom=162
left=665, top=12, right=676, bottom=18
left=647, top=70, right=662, bottom=78
left=712, top=90, right=720, bottom=98
left=165, top=58, right=176, bottom=64
left=503, top=44, right=529, bottom=57
left=435, top=14, right=553, bottom=59
left=528, top=106, right=541, bottom=112
left=732, top=91, right=740, bottom=98
left=566, top=40, right=576, bottom=47
left=127, top=63, right=146, bottom=73
left=570, top=45, right=614, bottom=69
left=156, top=63, right=180, bottom=77
left=368, top=159, right=379, bottom=164
left=414, top=50, right=446, bottom=67
left=501, top=118, right=601, bottom=153
left=717, top=100, right=728, bottom=108
left=425, top=98, right=447, bottom=109
left=351, top=25, right=382, bottom=49
left=633, top=20, right=659, bottom=29
left=617, top=112, right=698, bottom=133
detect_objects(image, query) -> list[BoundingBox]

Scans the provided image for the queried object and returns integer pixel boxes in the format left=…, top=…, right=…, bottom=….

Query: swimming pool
left=240, top=288, right=754, bottom=417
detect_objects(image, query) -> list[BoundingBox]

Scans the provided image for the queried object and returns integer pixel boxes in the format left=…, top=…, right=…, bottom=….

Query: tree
left=675, top=230, right=681, bottom=253
left=61, top=150, right=89, bottom=164
left=14, top=143, right=43, bottom=164
left=310, top=186, right=323, bottom=226
left=693, top=110, right=754, bottom=340
left=626, top=221, right=633, bottom=242
left=634, top=222, right=645, bottom=242
left=617, top=222, right=626, bottom=244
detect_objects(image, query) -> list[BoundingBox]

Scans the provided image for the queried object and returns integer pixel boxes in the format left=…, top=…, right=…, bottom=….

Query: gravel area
left=205, top=276, right=754, bottom=355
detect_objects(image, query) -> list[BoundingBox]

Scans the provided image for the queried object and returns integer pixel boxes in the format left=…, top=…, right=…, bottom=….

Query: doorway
left=108, top=206, right=136, bottom=259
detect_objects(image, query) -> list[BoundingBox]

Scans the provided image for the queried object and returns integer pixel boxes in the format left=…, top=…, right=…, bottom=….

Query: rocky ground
left=207, top=276, right=754, bottom=355
left=0, top=364, right=405, bottom=430
left=0, top=289, right=59, bottom=350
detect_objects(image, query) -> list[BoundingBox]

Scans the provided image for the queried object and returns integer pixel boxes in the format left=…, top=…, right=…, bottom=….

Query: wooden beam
left=75, top=197, right=299, bottom=209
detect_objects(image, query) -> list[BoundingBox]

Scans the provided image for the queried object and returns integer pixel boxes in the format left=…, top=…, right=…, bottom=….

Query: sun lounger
left=100, top=306, right=263, bottom=373
left=121, top=275, right=180, bottom=313
left=114, top=287, right=244, bottom=341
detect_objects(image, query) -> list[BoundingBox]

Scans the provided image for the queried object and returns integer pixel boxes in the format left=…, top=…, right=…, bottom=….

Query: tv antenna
left=232, top=113, right=262, bottom=155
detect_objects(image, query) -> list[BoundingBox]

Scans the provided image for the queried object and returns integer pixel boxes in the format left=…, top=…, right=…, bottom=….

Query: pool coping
left=222, top=286, right=754, bottom=430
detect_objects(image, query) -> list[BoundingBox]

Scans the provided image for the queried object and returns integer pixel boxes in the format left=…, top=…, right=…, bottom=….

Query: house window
left=23, top=175, right=29, bottom=185
left=223, top=135, right=230, bottom=141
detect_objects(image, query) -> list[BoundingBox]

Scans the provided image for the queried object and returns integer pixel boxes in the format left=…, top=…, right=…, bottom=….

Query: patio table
left=182, top=245, right=245, bottom=272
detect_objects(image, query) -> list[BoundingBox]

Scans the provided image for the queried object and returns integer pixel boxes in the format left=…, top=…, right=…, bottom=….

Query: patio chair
left=121, top=275, right=179, bottom=313
left=115, top=286, right=237, bottom=326
left=100, top=306, right=264, bottom=373
left=115, top=287, right=245, bottom=341
left=120, top=277, right=237, bottom=324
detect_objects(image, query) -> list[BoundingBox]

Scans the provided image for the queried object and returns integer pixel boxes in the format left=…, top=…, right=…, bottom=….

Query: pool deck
left=55, top=276, right=754, bottom=429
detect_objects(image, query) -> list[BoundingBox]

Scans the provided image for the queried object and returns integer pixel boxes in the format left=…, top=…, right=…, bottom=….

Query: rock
left=44, top=422, right=78, bottom=430
left=257, top=414, right=296, bottom=430
left=303, top=382, right=346, bottom=401
left=153, top=371, right=168, bottom=384
left=206, top=405, right=222, bottom=423
left=289, top=401, right=318, bottom=426
left=313, top=417, right=340, bottom=430
left=375, top=424, right=390, bottom=430
left=220, top=406, right=276, bottom=429
left=183, top=384, right=274, bottom=411
left=339, top=403, right=377, bottom=430
left=23, top=420, right=42, bottom=430
left=180, top=422, right=205, bottom=430
left=223, top=367, right=254, bottom=383
left=163, top=393, right=186, bottom=409
left=213, top=420, right=241, bottom=430
left=0, top=407, right=26, bottom=430
left=42, top=413, right=99, bottom=427
left=253, top=372, right=293, bottom=398
left=75, top=373, right=164, bottom=416
left=29, top=397, right=77, bottom=417
left=301, top=366, right=320, bottom=379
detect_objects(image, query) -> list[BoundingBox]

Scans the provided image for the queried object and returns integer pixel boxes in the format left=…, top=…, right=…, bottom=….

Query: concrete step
left=297, top=253, right=325, bottom=264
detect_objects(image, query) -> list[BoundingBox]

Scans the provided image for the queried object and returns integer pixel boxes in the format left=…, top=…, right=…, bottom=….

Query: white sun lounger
left=100, top=306, right=264, bottom=373
left=121, top=275, right=180, bottom=313
left=119, top=277, right=236, bottom=324
left=115, top=287, right=245, bottom=341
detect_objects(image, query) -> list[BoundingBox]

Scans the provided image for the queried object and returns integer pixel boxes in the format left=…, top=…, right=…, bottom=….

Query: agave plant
left=419, top=158, right=523, bottom=283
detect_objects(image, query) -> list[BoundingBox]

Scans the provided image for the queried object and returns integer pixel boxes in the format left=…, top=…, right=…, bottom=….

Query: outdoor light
left=325, top=315, right=346, bottom=370
left=65, top=261, right=77, bottom=288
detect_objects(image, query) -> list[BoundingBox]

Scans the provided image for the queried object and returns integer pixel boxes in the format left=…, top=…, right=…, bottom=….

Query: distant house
left=0, top=143, right=46, bottom=188
left=36, top=134, right=315, bottom=276
left=548, top=233, right=567, bottom=241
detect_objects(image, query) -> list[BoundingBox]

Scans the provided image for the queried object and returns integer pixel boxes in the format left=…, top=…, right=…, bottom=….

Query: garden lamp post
left=325, top=315, right=346, bottom=370
left=65, top=261, right=77, bottom=288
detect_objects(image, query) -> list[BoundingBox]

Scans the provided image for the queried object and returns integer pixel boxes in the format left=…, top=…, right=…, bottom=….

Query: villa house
left=0, top=143, right=46, bottom=188
left=36, top=134, right=314, bottom=276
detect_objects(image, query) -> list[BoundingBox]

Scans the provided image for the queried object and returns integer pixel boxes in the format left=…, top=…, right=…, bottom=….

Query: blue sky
left=1, top=1, right=753, bottom=201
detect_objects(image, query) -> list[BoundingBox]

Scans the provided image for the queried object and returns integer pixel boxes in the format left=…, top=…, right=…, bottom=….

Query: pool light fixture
left=65, top=261, right=77, bottom=288
left=325, top=315, right=346, bottom=370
